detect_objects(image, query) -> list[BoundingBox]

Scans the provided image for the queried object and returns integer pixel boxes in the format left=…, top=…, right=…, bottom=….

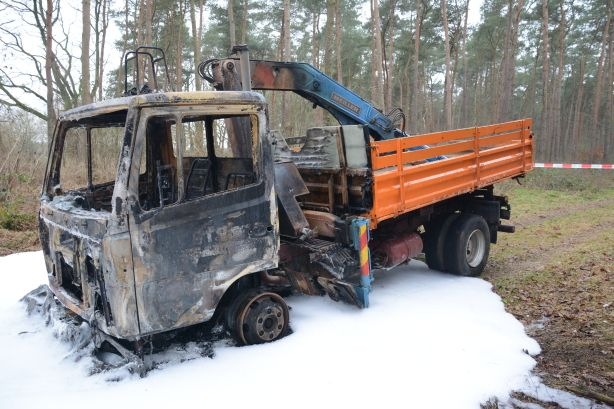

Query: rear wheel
left=424, top=213, right=459, bottom=272
left=444, top=213, right=490, bottom=276
left=226, top=289, right=290, bottom=345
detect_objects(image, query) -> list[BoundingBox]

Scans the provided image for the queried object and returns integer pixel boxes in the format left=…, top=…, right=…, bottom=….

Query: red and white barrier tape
left=534, top=163, right=613, bottom=169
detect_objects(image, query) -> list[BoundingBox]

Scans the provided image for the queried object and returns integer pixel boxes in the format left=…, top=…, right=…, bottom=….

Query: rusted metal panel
left=274, top=127, right=343, bottom=169
left=273, top=161, right=310, bottom=238
left=303, top=210, right=339, bottom=238
left=272, top=126, right=371, bottom=216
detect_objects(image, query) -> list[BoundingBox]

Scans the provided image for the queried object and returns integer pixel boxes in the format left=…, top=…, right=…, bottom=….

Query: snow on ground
left=0, top=251, right=601, bottom=408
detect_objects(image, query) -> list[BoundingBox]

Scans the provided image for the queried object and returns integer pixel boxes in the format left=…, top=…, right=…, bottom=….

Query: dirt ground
left=484, top=169, right=614, bottom=405
left=0, top=228, right=39, bottom=256
left=1, top=169, right=613, bottom=405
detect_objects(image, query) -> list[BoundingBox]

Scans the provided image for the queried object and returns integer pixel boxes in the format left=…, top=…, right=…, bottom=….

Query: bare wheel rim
left=254, top=302, right=286, bottom=341
left=237, top=292, right=288, bottom=344
left=466, top=228, right=486, bottom=268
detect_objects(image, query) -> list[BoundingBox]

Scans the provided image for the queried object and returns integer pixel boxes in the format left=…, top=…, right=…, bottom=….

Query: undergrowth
left=498, top=168, right=614, bottom=193
left=0, top=203, right=36, bottom=231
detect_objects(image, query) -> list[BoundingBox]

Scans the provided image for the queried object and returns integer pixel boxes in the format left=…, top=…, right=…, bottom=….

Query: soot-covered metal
left=39, top=91, right=282, bottom=343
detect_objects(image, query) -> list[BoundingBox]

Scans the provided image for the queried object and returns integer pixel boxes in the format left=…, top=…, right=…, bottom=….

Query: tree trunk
left=190, top=0, right=204, bottom=92
left=424, top=74, right=434, bottom=131
left=441, top=0, right=452, bottom=129
left=190, top=0, right=205, bottom=151
left=228, top=0, right=236, bottom=48
left=324, top=0, right=335, bottom=74
left=115, top=0, right=129, bottom=96
left=281, top=0, right=291, bottom=134
left=402, top=44, right=411, bottom=126
left=335, top=0, right=342, bottom=82
left=281, top=0, right=291, bottom=61
left=125, top=0, right=130, bottom=49
left=240, top=0, right=248, bottom=44
left=552, top=0, right=565, bottom=161
left=497, top=0, right=525, bottom=122
left=145, top=0, right=153, bottom=46
left=592, top=3, right=610, bottom=160
left=101, top=0, right=108, bottom=100
left=540, top=0, right=551, bottom=160
left=450, top=19, right=460, bottom=125
left=136, top=0, right=154, bottom=86
left=460, top=0, right=469, bottom=126
left=137, top=1, right=144, bottom=46
left=527, top=37, right=540, bottom=122
left=175, top=2, right=185, bottom=91
left=571, top=58, right=585, bottom=146
left=81, top=0, right=92, bottom=104
left=606, top=7, right=614, bottom=161
left=321, top=0, right=336, bottom=125
left=45, top=0, right=56, bottom=138
left=311, top=8, right=323, bottom=125
left=411, top=1, right=424, bottom=133
left=370, top=0, right=384, bottom=109
left=311, top=9, right=320, bottom=68
left=383, top=0, right=397, bottom=113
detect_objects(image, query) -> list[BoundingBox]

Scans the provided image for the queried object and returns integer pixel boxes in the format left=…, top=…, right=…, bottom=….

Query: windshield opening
left=48, top=110, right=128, bottom=212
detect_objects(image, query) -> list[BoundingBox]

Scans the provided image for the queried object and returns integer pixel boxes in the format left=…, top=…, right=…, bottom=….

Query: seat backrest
left=225, top=172, right=254, bottom=190
left=185, top=158, right=211, bottom=200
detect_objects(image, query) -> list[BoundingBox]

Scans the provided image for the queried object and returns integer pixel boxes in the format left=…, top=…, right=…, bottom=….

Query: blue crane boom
left=200, top=58, right=405, bottom=141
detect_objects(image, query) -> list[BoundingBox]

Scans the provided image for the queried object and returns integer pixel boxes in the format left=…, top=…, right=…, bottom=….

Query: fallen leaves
left=485, top=188, right=614, bottom=398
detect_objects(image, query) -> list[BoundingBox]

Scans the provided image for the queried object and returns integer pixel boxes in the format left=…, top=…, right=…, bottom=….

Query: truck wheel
left=444, top=214, right=490, bottom=277
left=227, top=290, right=289, bottom=345
left=424, top=213, right=459, bottom=272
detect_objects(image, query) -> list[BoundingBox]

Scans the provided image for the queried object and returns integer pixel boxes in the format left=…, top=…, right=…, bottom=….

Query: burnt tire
left=424, top=213, right=459, bottom=272
left=443, top=213, right=490, bottom=277
left=226, top=289, right=289, bottom=345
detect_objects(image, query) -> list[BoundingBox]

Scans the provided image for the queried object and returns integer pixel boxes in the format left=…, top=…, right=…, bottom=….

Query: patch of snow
left=525, top=316, right=549, bottom=334
left=49, top=194, right=108, bottom=219
left=0, top=251, right=588, bottom=409
left=514, top=375, right=611, bottom=409
left=40, top=216, right=103, bottom=244
left=507, top=398, right=546, bottom=409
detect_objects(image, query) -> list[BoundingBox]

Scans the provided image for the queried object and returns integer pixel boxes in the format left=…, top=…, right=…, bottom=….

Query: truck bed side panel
left=369, top=119, right=533, bottom=224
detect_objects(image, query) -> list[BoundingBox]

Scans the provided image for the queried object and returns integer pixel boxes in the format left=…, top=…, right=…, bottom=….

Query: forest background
left=0, top=2, right=613, bottom=400
left=0, top=0, right=612, bottom=239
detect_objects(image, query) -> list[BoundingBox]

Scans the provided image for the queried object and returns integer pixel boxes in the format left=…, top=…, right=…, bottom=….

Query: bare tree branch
left=0, top=84, right=47, bottom=120
left=0, top=70, right=47, bottom=103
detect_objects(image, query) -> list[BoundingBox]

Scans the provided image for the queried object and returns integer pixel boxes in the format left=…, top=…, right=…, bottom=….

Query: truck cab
left=39, top=91, right=280, bottom=341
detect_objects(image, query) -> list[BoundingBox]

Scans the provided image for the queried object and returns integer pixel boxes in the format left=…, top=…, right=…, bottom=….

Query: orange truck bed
left=368, top=119, right=533, bottom=225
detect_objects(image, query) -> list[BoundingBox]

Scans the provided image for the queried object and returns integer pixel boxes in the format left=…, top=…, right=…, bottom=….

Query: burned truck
left=38, top=46, right=533, bottom=353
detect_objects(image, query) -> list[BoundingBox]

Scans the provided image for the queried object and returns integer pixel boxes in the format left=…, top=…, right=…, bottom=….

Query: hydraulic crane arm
left=199, top=58, right=405, bottom=140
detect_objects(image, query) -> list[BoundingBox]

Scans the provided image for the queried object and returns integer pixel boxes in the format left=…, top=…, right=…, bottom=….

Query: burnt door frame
left=126, top=106, right=279, bottom=336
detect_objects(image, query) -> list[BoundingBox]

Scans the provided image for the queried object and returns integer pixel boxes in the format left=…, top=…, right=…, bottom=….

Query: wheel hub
left=466, top=229, right=486, bottom=267
left=233, top=291, right=289, bottom=345
left=254, top=304, right=285, bottom=341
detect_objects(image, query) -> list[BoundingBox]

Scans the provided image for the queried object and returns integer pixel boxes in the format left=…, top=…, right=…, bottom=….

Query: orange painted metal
left=368, top=119, right=534, bottom=225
